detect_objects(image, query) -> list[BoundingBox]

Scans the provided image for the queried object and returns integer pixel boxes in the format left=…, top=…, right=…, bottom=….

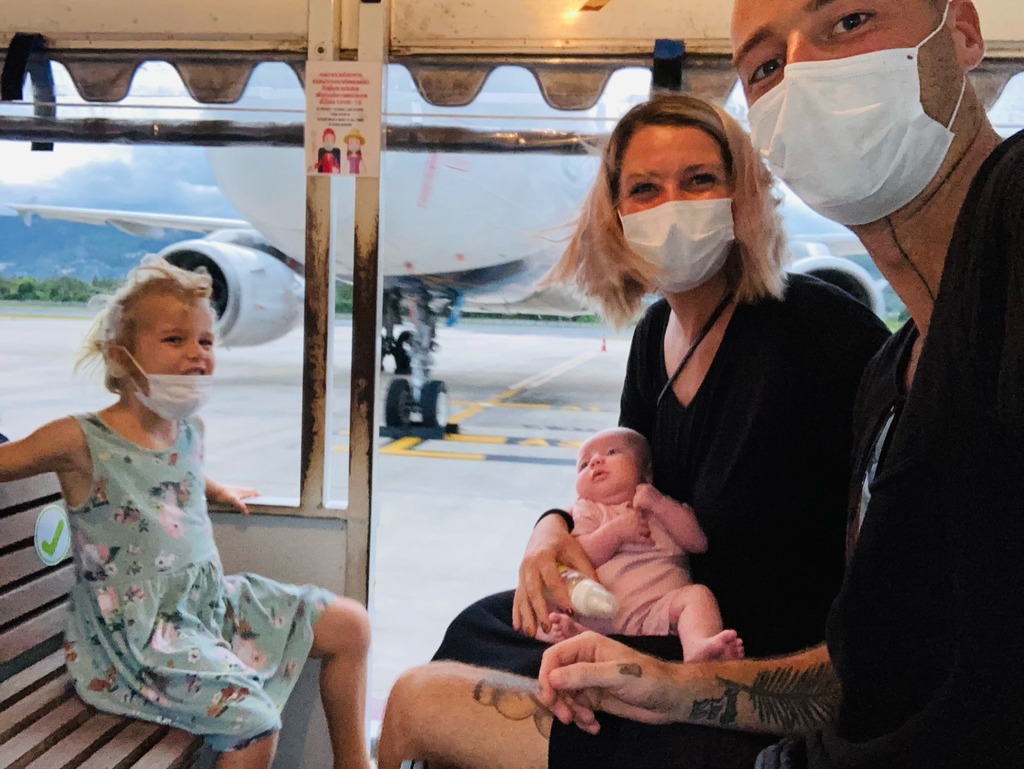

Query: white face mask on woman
left=120, top=349, right=212, bottom=421
left=747, top=1, right=966, bottom=226
left=620, top=198, right=735, bottom=293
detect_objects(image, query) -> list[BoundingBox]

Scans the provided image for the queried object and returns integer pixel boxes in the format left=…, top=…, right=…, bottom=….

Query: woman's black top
left=621, top=274, right=889, bottom=658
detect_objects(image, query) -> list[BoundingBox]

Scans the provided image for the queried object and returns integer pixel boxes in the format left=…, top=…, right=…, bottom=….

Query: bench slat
left=0, top=548, right=73, bottom=592
left=0, top=476, right=60, bottom=514
left=0, top=673, right=73, bottom=741
left=0, top=566, right=76, bottom=627
left=0, top=650, right=65, bottom=708
left=0, top=601, right=69, bottom=664
left=76, top=720, right=167, bottom=769
left=128, top=729, right=203, bottom=769
left=0, top=696, right=91, bottom=769
left=0, top=509, right=40, bottom=552
left=24, top=711, right=125, bottom=769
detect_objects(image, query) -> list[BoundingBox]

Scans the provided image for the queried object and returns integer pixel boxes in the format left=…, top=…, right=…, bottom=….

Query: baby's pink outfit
left=572, top=499, right=693, bottom=636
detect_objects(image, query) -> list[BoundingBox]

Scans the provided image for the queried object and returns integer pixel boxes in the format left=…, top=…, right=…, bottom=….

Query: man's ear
left=950, top=0, right=985, bottom=71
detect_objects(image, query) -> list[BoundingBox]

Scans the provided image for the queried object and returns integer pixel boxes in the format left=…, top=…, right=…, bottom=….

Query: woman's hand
left=513, top=514, right=597, bottom=637
left=537, top=631, right=685, bottom=734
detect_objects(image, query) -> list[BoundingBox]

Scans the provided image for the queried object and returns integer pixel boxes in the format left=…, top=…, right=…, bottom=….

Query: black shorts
left=433, top=591, right=775, bottom=769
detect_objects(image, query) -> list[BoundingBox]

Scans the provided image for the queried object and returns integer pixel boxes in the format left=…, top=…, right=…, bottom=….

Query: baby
left=538, top=427, right=743, bottom=662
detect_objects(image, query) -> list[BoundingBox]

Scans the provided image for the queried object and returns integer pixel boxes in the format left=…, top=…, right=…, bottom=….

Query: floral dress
left=63, top=414, right=334, bottom=752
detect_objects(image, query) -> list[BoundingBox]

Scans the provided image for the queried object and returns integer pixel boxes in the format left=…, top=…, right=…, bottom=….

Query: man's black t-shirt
left=809, top=131, right=1024, bottom=767
left=620, top=274, right=889, bottom=658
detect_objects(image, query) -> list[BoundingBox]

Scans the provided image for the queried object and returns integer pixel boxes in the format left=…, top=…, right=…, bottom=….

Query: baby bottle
left=558, top=565, right=618, bottom=619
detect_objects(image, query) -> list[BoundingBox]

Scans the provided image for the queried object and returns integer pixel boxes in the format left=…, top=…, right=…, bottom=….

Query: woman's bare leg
left=378, top=662, right=550, bottom=769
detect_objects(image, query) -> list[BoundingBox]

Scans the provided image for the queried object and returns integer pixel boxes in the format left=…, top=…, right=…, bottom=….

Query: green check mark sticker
left=35, top=503, right=70, bottom=565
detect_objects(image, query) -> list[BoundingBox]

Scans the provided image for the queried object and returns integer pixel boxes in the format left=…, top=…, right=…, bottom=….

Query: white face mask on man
left=747, top=1, right=966, bottom=226
left=119, top=349, right=212, bottom=421
left=620, top=198, right=735, bottom=294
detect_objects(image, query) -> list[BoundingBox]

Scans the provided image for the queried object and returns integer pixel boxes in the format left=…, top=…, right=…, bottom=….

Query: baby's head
left=77, top=257, right=216, bottom=394
left=575, top=427, right=653, bottom=505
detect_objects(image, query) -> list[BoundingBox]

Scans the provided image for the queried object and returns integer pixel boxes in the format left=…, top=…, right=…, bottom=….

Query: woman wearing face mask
left=378, top=95, right=890, bottom=769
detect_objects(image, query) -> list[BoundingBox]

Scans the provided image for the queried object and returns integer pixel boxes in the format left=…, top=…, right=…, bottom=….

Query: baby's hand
left=616, top=504, right=653, bottom=547
left=632, top=483, right=666, bottom=517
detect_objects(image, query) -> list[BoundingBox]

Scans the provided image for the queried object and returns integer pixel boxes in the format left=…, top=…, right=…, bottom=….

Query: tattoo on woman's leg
left=472, top=673, right=553, bottom=739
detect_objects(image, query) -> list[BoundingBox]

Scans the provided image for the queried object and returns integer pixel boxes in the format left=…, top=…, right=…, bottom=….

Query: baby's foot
left=684, top=629, right=745, bottom=662
left=534, top=612, right=588, bottom=643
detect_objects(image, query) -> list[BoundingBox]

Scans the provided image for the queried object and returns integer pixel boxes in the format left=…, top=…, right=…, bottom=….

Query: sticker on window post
left=35, top=503, right=70, bottom=565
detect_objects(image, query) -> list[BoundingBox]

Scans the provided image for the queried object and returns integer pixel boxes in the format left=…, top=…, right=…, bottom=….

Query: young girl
left=0, top=258, right=371, bottom=769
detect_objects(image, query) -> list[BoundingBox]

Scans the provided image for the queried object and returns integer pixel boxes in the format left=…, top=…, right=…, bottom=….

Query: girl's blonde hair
left=543, top=94, right=789, bottom=326
left=76, top=256, right=215, bottom=393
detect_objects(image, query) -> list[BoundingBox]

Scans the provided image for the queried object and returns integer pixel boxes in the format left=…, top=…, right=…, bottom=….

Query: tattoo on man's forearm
left=687, top=663, right=840, bottom=731
left=619, top=663, right=642, bottom=678
left=473, top=674, right=552, bottom=739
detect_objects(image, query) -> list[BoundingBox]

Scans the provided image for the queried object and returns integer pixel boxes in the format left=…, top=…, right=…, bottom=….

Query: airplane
left=6, top=64, right=885, bottom=431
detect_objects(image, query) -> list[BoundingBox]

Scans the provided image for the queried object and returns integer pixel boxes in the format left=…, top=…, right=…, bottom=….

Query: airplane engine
left=156, top=230, right=304, bottom=347
left=788, top=254, right=886, bottom=319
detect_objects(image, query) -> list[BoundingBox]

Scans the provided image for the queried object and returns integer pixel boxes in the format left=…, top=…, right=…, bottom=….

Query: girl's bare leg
left=216, top=731, right=278, bottom=769
left=311, top=596, right=373, bottom=769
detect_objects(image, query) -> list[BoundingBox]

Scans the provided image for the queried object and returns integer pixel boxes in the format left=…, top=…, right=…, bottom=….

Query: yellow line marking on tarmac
left=516, top=438, right=551, bottom=447
left=494, top=402, right=552, bottom=411
left=391, top=447, right=486, bottom=460
left=444, top=433, right=507, bottom=445
left=380, top=436, right=423, bottom=455
left=446, top=402, right=488, bottom=424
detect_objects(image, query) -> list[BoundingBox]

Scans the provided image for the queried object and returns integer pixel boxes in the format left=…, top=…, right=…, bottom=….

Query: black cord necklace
left=656, top=291, right=734, bottom=410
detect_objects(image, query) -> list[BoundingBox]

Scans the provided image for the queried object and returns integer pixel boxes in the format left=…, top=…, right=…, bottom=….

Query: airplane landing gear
left=384, top=378, right=448, bottom=429
left=382, top=286, right=455, bottom=434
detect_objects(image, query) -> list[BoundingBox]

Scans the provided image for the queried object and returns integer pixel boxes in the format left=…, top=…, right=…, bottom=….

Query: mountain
left=0, top=214, right=187, bottom=280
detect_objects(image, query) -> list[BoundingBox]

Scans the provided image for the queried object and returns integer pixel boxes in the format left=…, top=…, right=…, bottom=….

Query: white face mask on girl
left=120, top=349, right=212, bottom=421
left=747, top=1, right=966, bottom=226
left=620, top=198, right=735, bottom=294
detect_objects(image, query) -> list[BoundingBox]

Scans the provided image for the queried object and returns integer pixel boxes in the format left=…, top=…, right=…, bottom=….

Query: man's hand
left=513, top=514, right=598, bottom=637
left=537, top=631, right=684, bottom=734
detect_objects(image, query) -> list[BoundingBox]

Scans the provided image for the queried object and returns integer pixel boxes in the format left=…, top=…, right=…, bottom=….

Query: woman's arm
left=538, top=632, right=837, bottom=737
left=512, top=514, right=598, bottom=637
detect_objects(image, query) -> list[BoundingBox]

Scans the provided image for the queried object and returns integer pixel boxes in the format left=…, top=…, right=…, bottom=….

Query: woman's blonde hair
left=543, top=94, right=788, bottom=326
left=76, top=256, right=215, bottom=393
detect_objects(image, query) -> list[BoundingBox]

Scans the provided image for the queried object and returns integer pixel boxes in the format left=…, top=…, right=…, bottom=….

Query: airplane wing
left=7, top=204, right=247, bottom=238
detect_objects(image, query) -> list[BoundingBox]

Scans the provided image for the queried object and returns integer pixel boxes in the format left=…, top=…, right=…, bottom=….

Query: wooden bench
left=0, top=475, right=206, bottom=769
